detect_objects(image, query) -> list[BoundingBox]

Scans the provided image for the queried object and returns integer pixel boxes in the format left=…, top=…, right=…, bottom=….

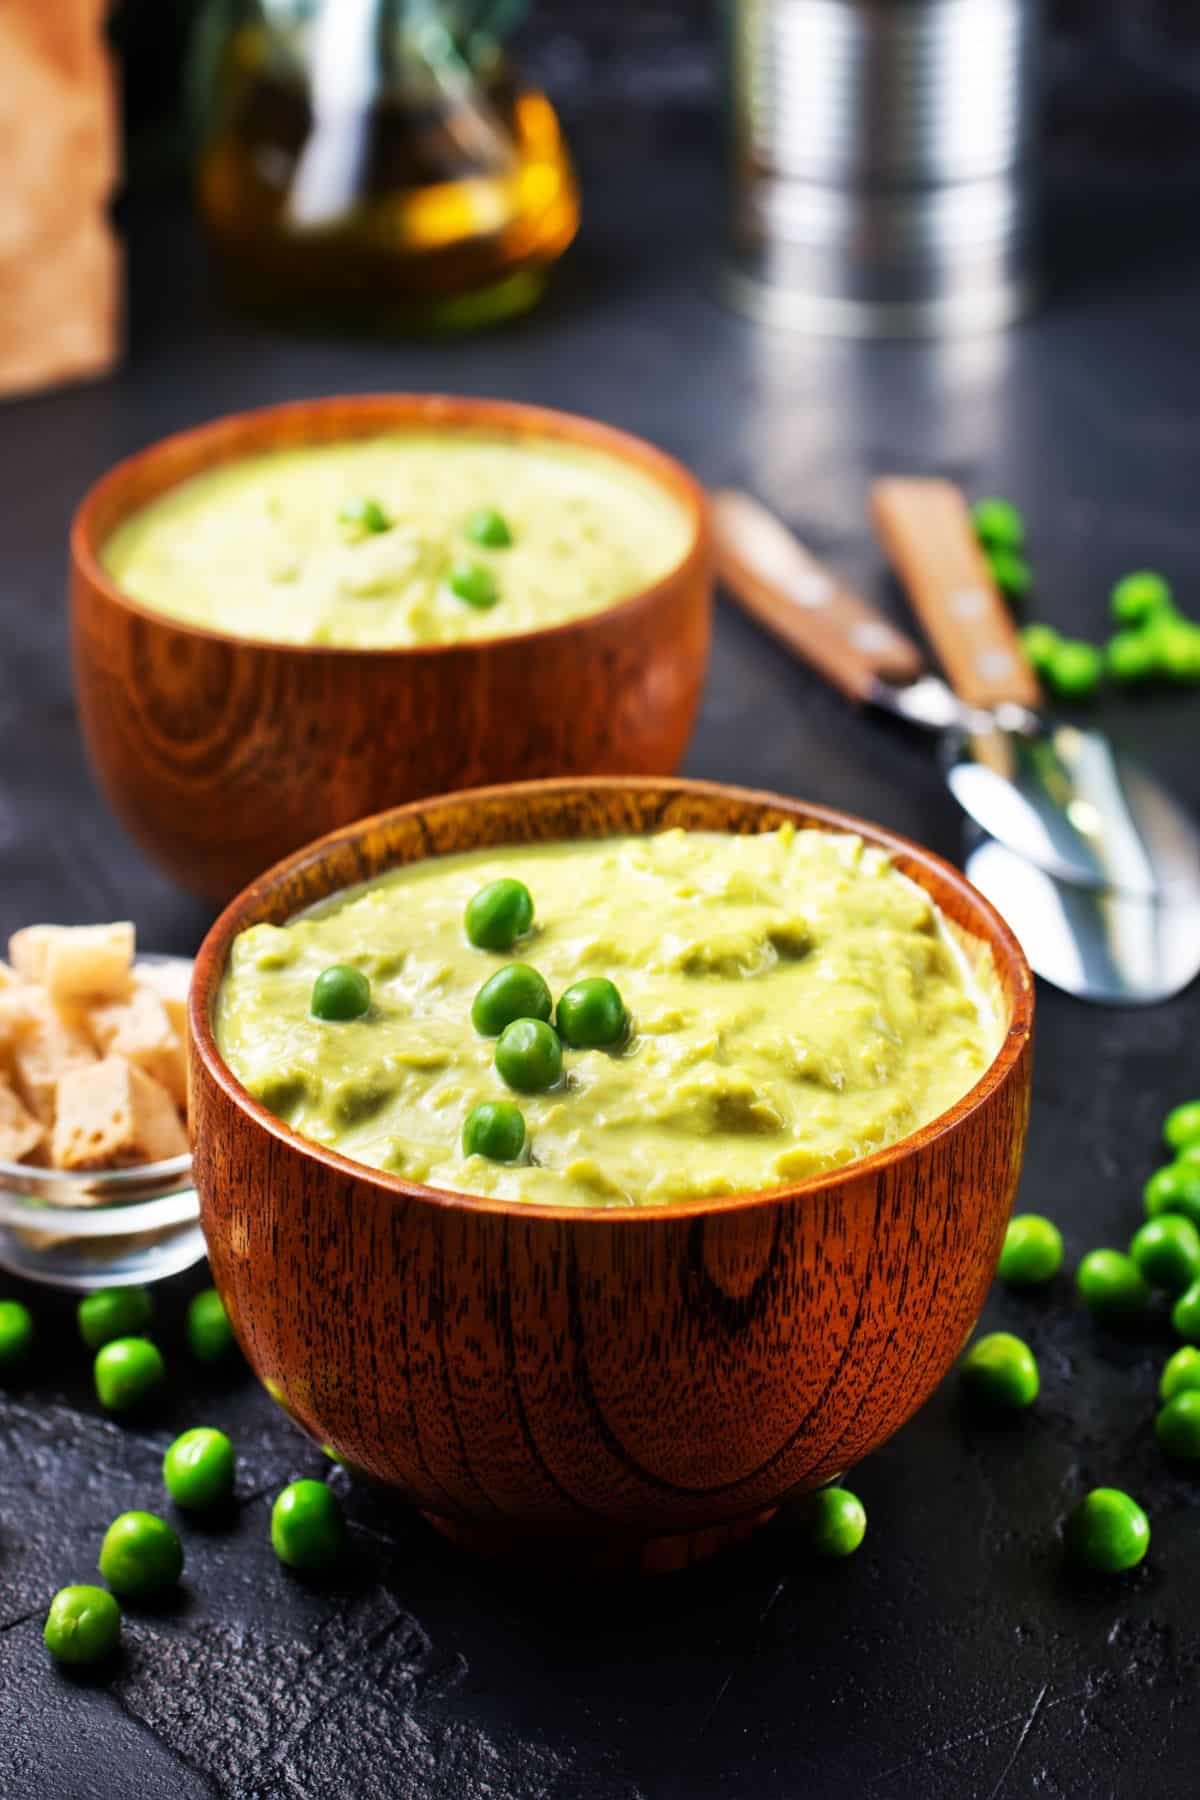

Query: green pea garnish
left=44, top=1586, right=121, bottom=1666
left=1153, top=619, right=1200, bottom=682
left=971, top=497, right=1025, bottom=552
left=1065, top=1488, right=1149, bottom=1573
left=471, top=963, right=552, bottom=1037
left=462, top=1100, right=526, bottom=1163
left=77, top=1285, right=153, bottom=1351
left=1156, top=1391, right=1200, bottom=1462
left=1045, top=639, right=1103, bottom=701
left=1105, top=630, right=1158, bottom=685
left=1144, top=1161, right=1200, bottom=1228
left=1160, top=1345, right=1200, bottom=1403
left=1165, top=1100, right=1200, bottom=1153
left=801, top=1486, right=867, bottom=1557
left=339, top=496, right=390, bottom=534
left=164, top=1427, right=236, bottom=1510
left=1129, top=1214, right=1200, bottom=1295
left=1171, top=1280, right=1200, bottom=1344
left=186, top=1287, right=236, bottom=1362
left=1018, top=623, right=1060, bottom=676
left=0, top=1298, right=33, bottom=1373
left=94, top=1337, right=165, bottom=1412
left=495, top=1018, right=563, bottom=1093
left=960, top=1331, right=1039, bottom=1410
left=98, top=1510, right=184, bottom=1597
left=311, top=965, right=370, bottom=1022
left=556, top=978, right=628, bottom=1050
left=1075, top=1249, right=1151, bottom=1325
left=997, top=1214, right=1062, bottom=1287
left=987, top=548, right=1032, bottom=603
left=1110, top=570, right=1173, bottom=627
left=447, top=558, right=500, bottom=610
left=464, top=507, right=513, bottom=549
left=465, top=879, right=534, bottom=951
left=271, top=1479, right=347, bottom=1572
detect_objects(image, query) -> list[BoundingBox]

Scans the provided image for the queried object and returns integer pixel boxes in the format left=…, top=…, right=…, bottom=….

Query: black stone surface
left=2, top=117, right=1200, bottom=1799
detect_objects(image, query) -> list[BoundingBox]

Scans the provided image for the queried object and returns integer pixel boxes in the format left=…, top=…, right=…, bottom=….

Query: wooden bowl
left=189, top=778, right=1034, bottom=1574
left=71, top=397, right=711, bottom=905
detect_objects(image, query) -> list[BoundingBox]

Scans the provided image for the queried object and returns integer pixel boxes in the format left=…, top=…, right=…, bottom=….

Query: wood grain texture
left=71, top=396, right=711, bottom=904
left=189, top=778, right=1034, bottom=1570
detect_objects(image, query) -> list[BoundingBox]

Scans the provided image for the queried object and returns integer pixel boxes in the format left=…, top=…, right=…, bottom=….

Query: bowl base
left=420, top=1507, right=778, bottom=1576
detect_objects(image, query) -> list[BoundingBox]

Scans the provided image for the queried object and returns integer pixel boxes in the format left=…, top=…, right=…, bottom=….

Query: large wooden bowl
left=71, top=397, right=711, bottom=904
left=190, top=778, right=1034, bottom=1573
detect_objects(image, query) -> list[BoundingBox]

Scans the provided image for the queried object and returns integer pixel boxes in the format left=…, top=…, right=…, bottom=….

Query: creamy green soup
left=102, top=432, right=693, bottom=648
left=216, top=827, right=1001, bottom=1208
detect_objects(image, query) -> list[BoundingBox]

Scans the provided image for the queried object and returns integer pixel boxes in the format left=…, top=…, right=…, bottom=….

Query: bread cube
left=134, top=960, right=190, bottom=1041
left=9, top=922, right=134, bottom=1005
left=51, top=1055, right=189, bottom=1171
left=0, top=983, right=42, bottom=1059
left=9, top=994, right=97, bottom=1124
left=0, top=1079, right=44, bottom=1164
left=87, top=984, right=186, bottom=1107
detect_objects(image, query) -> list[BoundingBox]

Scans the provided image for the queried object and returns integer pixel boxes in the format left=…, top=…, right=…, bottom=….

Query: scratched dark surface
left=3, top=94, right=1200, bottom=1800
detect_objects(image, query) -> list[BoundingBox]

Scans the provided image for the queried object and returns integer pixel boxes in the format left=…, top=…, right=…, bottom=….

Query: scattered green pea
left=1160, top=1345, right=1200, bottom=1403
left=972, top=497, right=1025, bottom=551
left=77, top=1286, right=153, bottom=1352
left=187, top=1287, right=236, bottom=1363
left=1164, top=1100, right=1200, bottom=1153
left=802, top=1486, right=867, bottom=1557
left=1177, top=1143, right=1200, bottom=1170
left=495, top=1017, right=563, bottom=1093
left=464, top=878, right=534, bottom=951
left=471, top=963, right=552, bottom=1036
left=311, top=964, right=370, bottom=1022
left=447, top=558, right=499, bottom=610
left=98, top=1510, right=184, bottom=1597
left=94, top=1337, right=165, bottom=1413
left=556, top=977, right=628, bottom=1050
left=987, top=548, right=1032, bottom=603
left=1154, top=618, right=1200, bottom=682
left=44, top=1585, right=121, bottom=1666
left=271, top=1479, right=347, bottom=1572
left=1111, top=570, right=1173, bottom=627
left=1045, top=639, right=1103, bottom=701
left=462, top=1100, right=526, bottom=1163
left=1144, top=1161, right=1200, bottom=1229
left=1019, top=623, right=1061, bottom=676
left=1171, top=1280, right=1200, bottom=1344
left=338, top=496, right=390, bottom=534
left=0, top=1298, right=33, bottom=1372
left=997, top=1214, right=1063, bottom=1287
left=1155, top=1390, right=1200, bottom=1462
left=1076, top=1249, right=1151, bottom=1325
left=1129, top=1214, right=1200, bottom=1295
left=164, top=1427, right=236, bottom=1510
left=1065, top=1488, right=1150, bottom=1573
left=960, top=1331, right=1039, bottom=1410
left=1105, top=629, right=1159, bottom=685
left=464, top=506, right=513, bottom=549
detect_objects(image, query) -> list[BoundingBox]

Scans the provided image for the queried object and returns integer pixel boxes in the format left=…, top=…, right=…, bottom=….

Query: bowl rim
left=189, top=776, right=1035, bottom=1225
left=70, top=393, right=710, bottom=660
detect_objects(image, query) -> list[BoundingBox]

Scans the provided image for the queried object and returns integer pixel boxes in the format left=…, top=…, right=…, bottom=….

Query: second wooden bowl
left=71, top=396, right=711, bottom=903
left=189, top=778, right=1034, bottom=1573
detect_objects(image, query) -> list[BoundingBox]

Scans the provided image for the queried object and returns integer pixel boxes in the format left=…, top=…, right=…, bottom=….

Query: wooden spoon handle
left=711, top=489, right=925, bottom=704
left=870, top=477, right=1043, bottom=712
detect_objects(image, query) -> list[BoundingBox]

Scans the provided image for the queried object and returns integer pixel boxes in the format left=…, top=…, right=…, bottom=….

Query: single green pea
left=556, top=977, right=628, bottom=1050
left=1171, top=1280, right=1200, bottom=1344
left=997, top=1214, right=1063, bottom=1287
left=164, top=1427, right=236, bottom=1510
left=987, top=548, right=1033, bottom=603
left=1105, top=629, right=1159, bottom=685
left=1165, top=1100, right=1200, bottom=1153
left=339, top=496, right=390, bottom=534
left=464, top=878, right=534, bottom=951
left=1045, top=639, right=1104, bottom=701
left=311, top=964, right=371, bottom=1022
left=447, top=558, right=500, bottom=610
left=1144, top=1161, right=1200, bottom=1229
left=1019, top=622, right=1061, bottom=676
left=94, top=1337, right=165, bottom=1413
left=972, top=497, right=1025, bottom=551
left=462, top=1100, right=526, bottom=1163
left=960, top=1331, right=1039, bottom=1409
left=187, top=1287, right=236, bottom=1362
left=1065, top=1488, right=1150, bottom=1573
left=271, top=1479, right=347, bottom=1572
left=98, top=1510, right=184, bottom=1597
left=0, top=1298, right=34, bottom=1372
left=1155, top=1390, right=1200, bottom=1462
left=1076, top=1249, right=1151, bottom=1325
left=495, top=1018, right=563, bottom=1093
left=77, top=1286, right=153, bottom=1352
left=1160, top=1345, right=1200, bottom=1403
left=464, top=506, right=513, bottom=549
left=1177, top=1143, right=1200, bottom=1170
left=471, top=963, right=552, bottom=1036
left=1154, top=619, right=1200, bottom=683
left=802, top=1486, right=867, bottom=1557
left=44, top=1585, right=121, bottom=1666
left=1111, top=570, right=1173, bottom=627
left=1129, top=1214, right=1200, bottom=1295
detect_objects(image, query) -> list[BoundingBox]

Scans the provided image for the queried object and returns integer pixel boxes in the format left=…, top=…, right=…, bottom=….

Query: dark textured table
left=3, top=118, right=1200, bottom=1799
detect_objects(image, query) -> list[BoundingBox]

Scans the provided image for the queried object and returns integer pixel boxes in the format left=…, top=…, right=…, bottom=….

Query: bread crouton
left=86, top=985, right=186, bottom=1107
left=0, top=1079, right=44, bottom=1164
left=51, top=1056, right=189, bottom=1171
left=134, top=960, right=190, bottom=1041
left=0, top=984, right=42, bottom=1059
left=9, top=923, right=134, bottom=1006
left=9, top=995, right=98, bottom=1124
left=0, top=960, right=18, bottom=987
